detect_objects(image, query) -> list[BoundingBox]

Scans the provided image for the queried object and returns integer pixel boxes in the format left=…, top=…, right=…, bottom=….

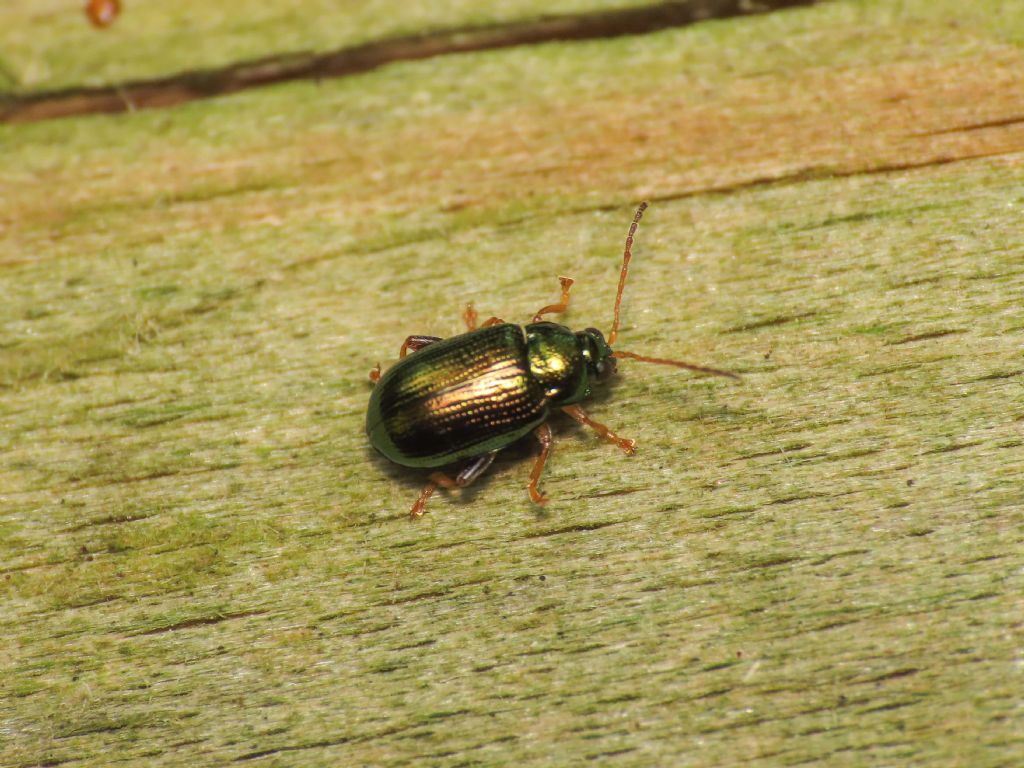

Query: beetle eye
left=594, top=357, right=615, bottom=382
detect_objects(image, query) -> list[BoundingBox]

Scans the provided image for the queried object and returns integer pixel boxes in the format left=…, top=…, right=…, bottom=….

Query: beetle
left=366, top=202, right=739, bottom=517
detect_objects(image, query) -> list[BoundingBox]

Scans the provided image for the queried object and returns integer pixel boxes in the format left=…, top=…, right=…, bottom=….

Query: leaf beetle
left=366, top=203, right=738, bottom=517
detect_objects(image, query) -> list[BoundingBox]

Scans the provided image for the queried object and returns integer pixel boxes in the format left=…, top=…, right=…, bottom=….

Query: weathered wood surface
left=0, top=1, right=817, bottom=122
left=0, top=0, right=779, bottom=96
left=2, top=1, right=1022, bottom=765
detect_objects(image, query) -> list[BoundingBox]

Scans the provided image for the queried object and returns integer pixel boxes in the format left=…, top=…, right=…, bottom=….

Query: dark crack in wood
left=0, top=0, right=820, bottom=124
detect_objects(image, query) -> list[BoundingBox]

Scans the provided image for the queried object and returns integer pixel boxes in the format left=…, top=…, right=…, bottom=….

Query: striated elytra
left=366, top=203, right=739, bottom=517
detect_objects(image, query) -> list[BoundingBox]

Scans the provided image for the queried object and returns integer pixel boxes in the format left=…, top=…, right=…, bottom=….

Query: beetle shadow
left=364, top=446, right=433, bottom=492
left=363, top=443, right=510, bottom=512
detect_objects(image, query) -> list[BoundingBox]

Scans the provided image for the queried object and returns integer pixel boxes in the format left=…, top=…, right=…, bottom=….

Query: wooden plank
left=2, top=1, right=1022, bottom=765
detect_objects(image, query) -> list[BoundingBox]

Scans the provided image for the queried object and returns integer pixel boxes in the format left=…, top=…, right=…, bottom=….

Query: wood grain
left=2, top=1, right=1022, bottom=765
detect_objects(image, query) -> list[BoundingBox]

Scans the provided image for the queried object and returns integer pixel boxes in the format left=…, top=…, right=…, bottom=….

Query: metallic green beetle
left=366, top=203, right=738, bottom=517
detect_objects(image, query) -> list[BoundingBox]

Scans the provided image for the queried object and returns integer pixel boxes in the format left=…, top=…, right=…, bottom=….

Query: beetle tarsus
left=465, top=301, right=505, bottom=330
left=561, top=405, right=636, bottom=455
left=527, top=423, right=554, bottom=504
left=410, top=482, right=437, bottom=517
left=532, top=276, right=575, bottom=323
left=464, top=303, right=479, bottom=331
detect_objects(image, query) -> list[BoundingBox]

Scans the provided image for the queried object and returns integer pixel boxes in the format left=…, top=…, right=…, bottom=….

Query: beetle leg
left=561, top=405, right=636, bottom=455
left=400, top=335, right=442, bottom=358
left=410, top=482, right=438, bottom=518
left=527, top=423, right=553, bottom=505
left=409, top=452, right=498, bottom=518
left=371, top=337, right=440, bottom=385
left=465, top=302, right=505, bottom=329
left=457, top=451, right=498, bottom=486
left=464, top=303, right=479, bottom=331
left=532, top=276, right=574, bottom=323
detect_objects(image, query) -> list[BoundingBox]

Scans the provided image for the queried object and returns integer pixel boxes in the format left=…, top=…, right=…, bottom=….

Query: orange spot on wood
left=85, top=0, right=121, bottom=28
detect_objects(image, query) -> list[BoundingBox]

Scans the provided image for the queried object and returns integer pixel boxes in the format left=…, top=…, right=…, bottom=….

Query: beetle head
left=577, top=327, right=616, bottom=383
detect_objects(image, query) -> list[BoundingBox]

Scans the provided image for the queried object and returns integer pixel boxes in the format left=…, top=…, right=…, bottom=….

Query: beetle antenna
left=608, top=201, right=648, bottom=346
left=607, top=202, right=739, bottom=381
left=612, top=349, right=740, bottom=380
